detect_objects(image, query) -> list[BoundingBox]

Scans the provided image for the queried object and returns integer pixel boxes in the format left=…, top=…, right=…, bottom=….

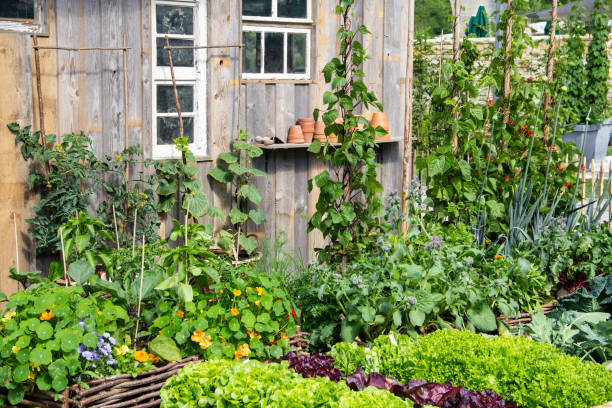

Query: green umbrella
left=474, top=6, right=489, bottom=37
left=466, top=6, right=489, bottom=37
left=544, top=20, right=560, bottom=35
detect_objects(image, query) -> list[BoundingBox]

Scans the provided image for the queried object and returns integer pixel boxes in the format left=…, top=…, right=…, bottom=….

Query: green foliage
left=95, top=145, right=160, bottom=246
left=8, top=124, right=98, bottom=255
left=154, top=137, right=216, bottom=220
left=414, top=0, right=452, bottom=37
left=560, top=4, right=588, bottom=124
left=309, top=1, right=385, bottom=262
left=584, top=0, right=611, bottom=123
left=295, top=221, right=549, bottom=349
left=330, top=330, right=612, bottom=408
left=0, top=285, right=130, bottom=405
left=151, top=262, right=297, bottom=361
left=520, top=275, right=612, bottom=365
left=160, top=359, right=412, bottom=408
left=208, top=130, right=267, bottom=260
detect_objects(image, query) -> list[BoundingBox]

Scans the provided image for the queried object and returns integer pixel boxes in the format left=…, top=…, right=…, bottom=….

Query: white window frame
left=151, top=0, right=207, bottom=159
left=242, top=25, right=311, bottom=80
left=242, top=0, right=312, bottom=24
left=0, top=0, right=47, bottom=35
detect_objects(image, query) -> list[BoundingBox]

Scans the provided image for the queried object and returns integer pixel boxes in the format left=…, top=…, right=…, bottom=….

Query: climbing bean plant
left=307, top=0, right=386, bottom=263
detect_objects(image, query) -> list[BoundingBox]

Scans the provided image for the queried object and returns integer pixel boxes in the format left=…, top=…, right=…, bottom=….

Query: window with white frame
left=242, top=0, right=311, bottom=80
left=0, top=0, right=47, bottom=34
left=152, top=0, right=207, bottom=159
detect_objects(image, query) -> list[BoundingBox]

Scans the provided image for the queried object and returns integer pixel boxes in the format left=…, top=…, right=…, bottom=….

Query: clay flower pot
left=371, top=112, right=390, bottom=140
left=298, top=118, right=315, bottom=143
left=288, top=125, right=305, bottom=144
left=314, top=121, right=326, bottom=143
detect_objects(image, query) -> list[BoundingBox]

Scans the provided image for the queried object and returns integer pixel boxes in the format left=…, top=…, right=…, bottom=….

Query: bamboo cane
left=582, top=157, right=587, bottom=214
left=134, top=235, right=146, bottom=345
left=112, top=204, right=120, bottom=249
left=401, top=0, right=415, bottom=233
left=591, top=159, right=596, bottom=199
left=165, top=35, right=183, bottom=140
left=502, top=0, right=514, bottom=124
left=32, top=34, right=50, bottom=177
left=609, top=161, right=612, bottom=229
left=438, top=30, right=443, bottom=87
left=122, top=33, right=130, bottom=185
left=132, top=208, right=137, bottom=257
left=542, top=0, right=558, bottom=142
left=599, top=160, right=604, bottom=197
left=12, top=213, right=19, bottom=273
left=60, top=229, right=68, bottom=286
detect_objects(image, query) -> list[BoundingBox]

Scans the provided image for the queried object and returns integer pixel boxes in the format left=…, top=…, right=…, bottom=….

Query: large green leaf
left=148, top=335, right=182, bottom=362
left=184, top=191, right=208, bottom=218
left=208, top=166, right=233, bottom=183
left=36, top=322, right=53, bottom=340
left=30, top=346, right=52, bottom=366
left=177, top=283, right=193, bottom=303
left=67, top=259, right=94, bottom=285
left=409, top=309, right=426, bottom=327
left=218, top=152, right=238, bottom=164
left=229, top=163, right=248, bottom=176
left=248, top=209, right=266, bottom=225
left=240, top=185, right=262, bottom=205
left=239, top=234, right=258, bottom=254
left=467, top=302, right=497, bottom=332
left=229, top=208, right=249, bottom=225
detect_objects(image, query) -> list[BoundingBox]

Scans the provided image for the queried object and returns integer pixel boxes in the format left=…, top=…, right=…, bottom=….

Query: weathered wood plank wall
left=0, top=0, right=407, bottom=294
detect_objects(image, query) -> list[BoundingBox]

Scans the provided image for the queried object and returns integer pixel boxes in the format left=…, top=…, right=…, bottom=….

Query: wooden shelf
left=253, top=138, right=402, bottom=150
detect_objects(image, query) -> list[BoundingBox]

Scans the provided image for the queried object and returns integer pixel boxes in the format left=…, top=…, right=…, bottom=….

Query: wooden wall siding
left=0, top=0, right=407, bottom=291
left=0, top=34, right=36, bottom=296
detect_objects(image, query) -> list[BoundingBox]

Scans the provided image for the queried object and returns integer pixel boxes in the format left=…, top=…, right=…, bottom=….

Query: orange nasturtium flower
left=495, top=254, right=504, bottom=259
left=177, top=311, right=184, bottom=318
left=191, top=331, right=213, bottom=350
left=148, top=353, right=161, bottom=363
left=234, top=343, right=251, bottom=360
left=230, top=308, right=239, bottom=316
left=134, top=350, right=149, bottom=362
left=247, top=330, right=261, bottom=340
left=40, top=310, right=55, bottom=321
left=233, top=289, right=242, bottom=297
left=255, top=300, right=261, bottom=307
left=256, top=287, right=264, bottom=296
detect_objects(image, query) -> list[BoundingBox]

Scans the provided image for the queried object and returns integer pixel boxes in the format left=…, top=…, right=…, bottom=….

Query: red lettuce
left=281, top=351, right=343, bottom=382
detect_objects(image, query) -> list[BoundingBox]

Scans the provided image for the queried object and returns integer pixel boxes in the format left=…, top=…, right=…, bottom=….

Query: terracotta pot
left=314, top=121, right=326, bottom=143
left=288, top=125, right=305, bottom=144
left=371, top=112, right=390, bottom=140
left=299, top=119, right=315, bottom=143
left=328, top=118, right=342, bottom=143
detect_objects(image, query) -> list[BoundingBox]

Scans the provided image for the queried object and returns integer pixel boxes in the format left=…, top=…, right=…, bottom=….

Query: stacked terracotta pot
left=288, top=125, right=305, bottom=144
left=298, top=118, right=315, bottom=143
left=314, top=121, right=326, bottom=142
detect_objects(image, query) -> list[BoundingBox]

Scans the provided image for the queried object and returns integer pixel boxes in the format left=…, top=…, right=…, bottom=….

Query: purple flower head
left=408, top=296, right=418, bottom=306
left=108, top=336, right=116, bottom=346
left=78, top=320, right=86, bottom=329
left=106, top=358, right=117, bottom=366
left=425, top=235, right=443, bottom=252
left=77, top=344, right=86, bottom=354
left=82, top=351, right=94, bottom=361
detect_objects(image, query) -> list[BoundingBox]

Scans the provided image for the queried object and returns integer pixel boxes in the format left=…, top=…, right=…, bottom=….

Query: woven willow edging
left=1, top=356, right=199, bottom=408
left=497, top=302, right=556, bottom=328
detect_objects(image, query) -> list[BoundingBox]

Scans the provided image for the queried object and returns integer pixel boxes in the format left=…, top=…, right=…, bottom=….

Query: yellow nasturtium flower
left=230, top=308, right=239, bottom=317
left=233, top=289, right=242, bottom=297
left=115, top=345, right=130, bottom=356
left=2, top=311, right=16, bottom=323
left=256, top=287, right=264, bottom=296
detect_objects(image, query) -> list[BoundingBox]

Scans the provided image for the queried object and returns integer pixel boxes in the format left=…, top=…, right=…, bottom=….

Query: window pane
left=0, top=0, right=35, bottom=19
left=157, top=117, right=194, bottom=145
left=264, top=32, right=284, bottom=74
left=242, top=32, right=261, bottom=74
left=277, top=0, right=307, bottom=18
left=156, top=5, right=193, bottom=35
left=287, top=33, right=306, bottom=74
left=243, top=0, right=272, bottom=17
left=157, top=85, right=194, bottom=113
left=157, top=38, right=194, bottom=67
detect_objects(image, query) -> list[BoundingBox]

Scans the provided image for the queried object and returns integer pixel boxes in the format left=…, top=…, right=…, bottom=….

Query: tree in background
left=416, top=0, right=453, bottom=37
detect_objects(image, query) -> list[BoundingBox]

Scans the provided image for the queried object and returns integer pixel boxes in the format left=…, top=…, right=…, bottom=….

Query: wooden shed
left=0, top=0, right=409, bottom=295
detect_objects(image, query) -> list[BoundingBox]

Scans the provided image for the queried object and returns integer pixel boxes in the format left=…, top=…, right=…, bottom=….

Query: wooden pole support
left=134, top=235, right=146, bottom=345
left=165, top=35, right=183, bottom=140
left=401, top=0, right=415, bottom=233
left=122, top=33, right=130, bottom=185
left=12, top=213, right=19, bottom=273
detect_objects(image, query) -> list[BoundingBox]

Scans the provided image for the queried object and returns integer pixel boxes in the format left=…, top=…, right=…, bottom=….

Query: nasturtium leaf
left=12, top=364, right=30, bottom=383
left=15, top=348, right=30, bottom=363
left=83, top=333, right=98, bottom=348
left=228, top=318, right=240, bottom=332
left=241, top=311, right=256, bottom=329
left=36, top=322, right=53, bottom=341
left=52, top=375, right=68, bottom=392
left=15, top=335, right=30, bottom=349
left=36, top=374, right=53, bottom=391
left=8, top=386, right=24, bottom=405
